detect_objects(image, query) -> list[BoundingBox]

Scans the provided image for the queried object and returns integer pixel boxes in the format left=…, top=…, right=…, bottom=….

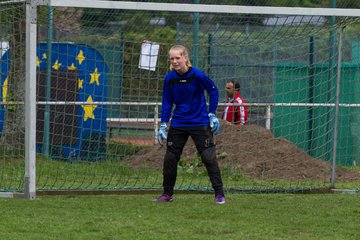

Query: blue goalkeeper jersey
left=161, top=67, right=219, bottom=127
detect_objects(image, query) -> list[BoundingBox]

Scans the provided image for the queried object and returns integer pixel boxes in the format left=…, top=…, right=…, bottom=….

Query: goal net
left=1, top=0, right=360, bottom=198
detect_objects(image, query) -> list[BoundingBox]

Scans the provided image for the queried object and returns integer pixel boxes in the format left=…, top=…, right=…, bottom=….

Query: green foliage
left=107, top=142, right=143, bottom=159
left=118, top=26, right=177, bottom=101
left=268, top=0, right=330, bottom=7
left=80, top=8, right=117, bottom=28
left=0, top=146, right=24, bottom=160
left=67, top=33, right=123, bottom=45
left=179, top=152, right=207, bottom=175
left=344, top=22, right=360, bottom=33
left=123, top=26, right=176, bottom=44
left=337, top=0, right=360, bottom=8
left=221, top=163, right=245, bottom=180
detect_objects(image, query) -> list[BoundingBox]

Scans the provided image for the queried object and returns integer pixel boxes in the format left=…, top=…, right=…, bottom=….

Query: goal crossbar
left=37, top=0, right=360, bottom=17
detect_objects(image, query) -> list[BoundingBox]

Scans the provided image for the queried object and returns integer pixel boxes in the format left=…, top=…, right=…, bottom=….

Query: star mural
left=29, top=43, right=108, bottom=159
left=36, top=56, right=41, bottom=67
left=68, top=63, right=77, bottom=70
left=81, top=95, right=97, bottom=121
left=52, top=60, right=61, bottom=70
left=2, top=76, right=8, bottom=104
left=76, top=50, right=85, bottom=65
left=78, top=78, right=84, bottom=90
left=90, top=68, right=100, bottom=85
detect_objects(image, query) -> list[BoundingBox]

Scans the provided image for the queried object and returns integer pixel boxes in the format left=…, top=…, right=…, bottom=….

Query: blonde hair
left=169, top=45, right=192, bottom=71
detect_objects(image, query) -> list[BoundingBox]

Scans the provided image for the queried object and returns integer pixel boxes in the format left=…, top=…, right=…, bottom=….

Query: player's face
left=225, top=82, right=235, bottom=98
left=169, top=49, right=188, bottom=74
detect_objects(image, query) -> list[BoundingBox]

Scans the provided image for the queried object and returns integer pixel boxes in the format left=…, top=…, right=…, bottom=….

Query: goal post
left=2, top=0, right=360, bottom=198
left=25, top=0, right=38, bottom=200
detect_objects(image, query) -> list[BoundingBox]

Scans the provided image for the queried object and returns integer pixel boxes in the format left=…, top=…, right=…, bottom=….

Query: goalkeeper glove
left=208, top=113, right=220, bottom=135
left=157, top=122, right=167, bottom=146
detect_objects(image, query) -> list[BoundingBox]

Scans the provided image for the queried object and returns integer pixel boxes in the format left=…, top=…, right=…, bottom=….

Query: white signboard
left=138, top=41, right=160, bottom=71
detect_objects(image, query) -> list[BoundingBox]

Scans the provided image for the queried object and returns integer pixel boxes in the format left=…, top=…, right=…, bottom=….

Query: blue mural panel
left=0, top=51, right=9, bottom=134
left=1, top=43, right=108, bottom=161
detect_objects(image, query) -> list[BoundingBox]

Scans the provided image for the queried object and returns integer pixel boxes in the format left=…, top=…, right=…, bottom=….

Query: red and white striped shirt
left=222, top=91, right=248, bottom=125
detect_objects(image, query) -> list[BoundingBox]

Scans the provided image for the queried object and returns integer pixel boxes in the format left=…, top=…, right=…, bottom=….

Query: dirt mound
left=126, top=120, right=360, bottom=182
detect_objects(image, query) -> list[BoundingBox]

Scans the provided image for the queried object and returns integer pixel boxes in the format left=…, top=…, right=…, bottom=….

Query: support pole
left=308, top=36, right=315, bottom=155
left=25, top=0, right=37, bottom=200
left=266, top=105, right=271, bottom=130
left=193, top=0, right=199, bottom=67
left=176, top=22, right=180, bottom=44
left=43, top=5, right=53, bottom=157
left=207, top=33, right=212, bottom=76
left=331, top=27, right=344, bottom=189
left=326, top=0, right=337, bottom=161
left=154, top=105, right=159, bottom=145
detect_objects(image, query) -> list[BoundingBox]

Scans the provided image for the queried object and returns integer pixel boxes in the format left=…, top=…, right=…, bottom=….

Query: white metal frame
left=25, top=0, right=38, bottom=200
left=42, top=0, right=360, bottom=17
left=19, top=0, right=359, bottom=199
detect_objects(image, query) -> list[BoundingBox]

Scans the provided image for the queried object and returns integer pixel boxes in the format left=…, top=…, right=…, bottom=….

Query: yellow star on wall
left=78, top=78, right=84, bottom=89
left=81, top=95, right=97, bottom=121
left=68, top=63, right=77, bottom=70
left=42, top=53, right=47, bottom=59
left=90, top=68, right=100, bottom=85
left=76, top=50, right=85, bottom=65
left=2, top=76, right=8, bottom=103
left=36, top=56, right=41, bottom=67
left=52, top=60, right=61, bottom=70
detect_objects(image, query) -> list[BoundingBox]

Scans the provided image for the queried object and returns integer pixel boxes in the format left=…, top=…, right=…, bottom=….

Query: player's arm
left=201, top=73, right=220, bottom=134
left=201, top=74, right=219, bottom=114
left=161, top=78, right=173, bottom=123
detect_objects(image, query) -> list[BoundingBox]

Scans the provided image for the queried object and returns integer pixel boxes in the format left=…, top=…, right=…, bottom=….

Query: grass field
left=1, top=193, right=360, bottom=240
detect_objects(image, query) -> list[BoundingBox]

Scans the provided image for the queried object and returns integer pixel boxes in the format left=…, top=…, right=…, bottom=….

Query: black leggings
left=162, top=126, right=224, bottom=196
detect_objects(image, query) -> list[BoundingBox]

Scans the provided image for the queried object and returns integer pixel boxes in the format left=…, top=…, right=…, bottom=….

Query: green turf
left=0, top=193, right=359, bottom=240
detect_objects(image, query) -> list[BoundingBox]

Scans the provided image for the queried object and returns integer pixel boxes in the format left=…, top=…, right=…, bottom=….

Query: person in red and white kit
left=222, top=81, right=248, bottom=125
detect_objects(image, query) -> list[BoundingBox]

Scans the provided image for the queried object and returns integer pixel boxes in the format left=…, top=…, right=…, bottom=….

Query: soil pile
left=126, top=120, right=360, bottom=182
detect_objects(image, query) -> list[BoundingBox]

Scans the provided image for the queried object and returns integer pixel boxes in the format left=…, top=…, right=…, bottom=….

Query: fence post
left=154, top=104, right=159, bottom=145
left=265, top=105, right=271, bottom=130
left=331, top=27, right=344, bottom=189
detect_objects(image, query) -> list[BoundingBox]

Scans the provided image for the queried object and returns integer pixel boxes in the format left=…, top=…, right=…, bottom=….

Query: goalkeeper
left=153, top=45, right=225, bottom=204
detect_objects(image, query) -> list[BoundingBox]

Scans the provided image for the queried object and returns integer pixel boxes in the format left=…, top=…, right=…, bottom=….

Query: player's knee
left=163, top=150, right=180, bottom=174
left=200, top=147, right=216, bottom=165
